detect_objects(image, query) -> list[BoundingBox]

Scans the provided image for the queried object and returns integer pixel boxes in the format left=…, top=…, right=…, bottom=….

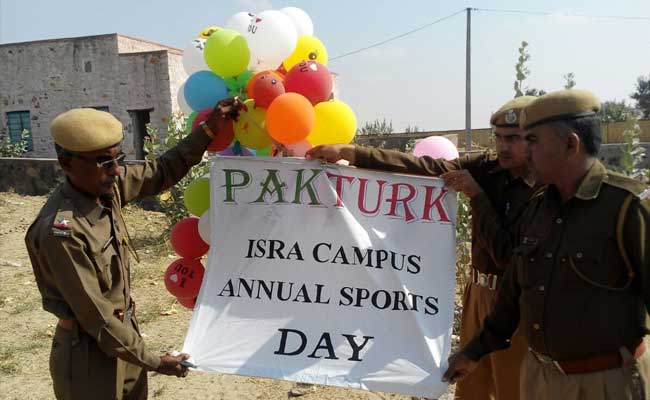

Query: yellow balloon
left=198, top=26, right=221, bottom=39
left=307, top=100, right=357, bottom=146
left=234, top=100, right=272, bottom=150
left=283, top=35, right=328, bottom=70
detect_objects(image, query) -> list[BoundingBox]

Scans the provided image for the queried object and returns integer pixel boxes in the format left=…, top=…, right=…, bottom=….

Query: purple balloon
left=413, top=136, right=459, bottom=161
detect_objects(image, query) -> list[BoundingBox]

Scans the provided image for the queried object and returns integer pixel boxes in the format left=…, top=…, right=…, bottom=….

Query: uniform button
left=533, top=323, right=541, bottom=330
left=576, top=252, right=583, bottom=259
left=561, top=258, right=567, bottom=263
left=529, top=257, right=535, bottom=262
left=545, top=252, right=553, bottom=259
left=539, top=285, right=545, bottom=291
left=556, top=217, right=563, bottom=224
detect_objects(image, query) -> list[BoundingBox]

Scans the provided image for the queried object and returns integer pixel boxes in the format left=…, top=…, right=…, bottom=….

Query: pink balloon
left=413, top=136, right=459, bottom=160
left=286, top=140, right=312, bottom=157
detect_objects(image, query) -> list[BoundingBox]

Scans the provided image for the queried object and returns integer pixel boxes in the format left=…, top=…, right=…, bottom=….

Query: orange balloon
left=246, top=70, right=285, bottom=100
left=266, top=93, right=315, bottom=145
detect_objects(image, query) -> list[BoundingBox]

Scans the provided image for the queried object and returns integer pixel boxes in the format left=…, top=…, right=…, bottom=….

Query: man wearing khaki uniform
left=25, top=99, right=243, bottom=399
left=444, top=89, right=650, bottom=399
left=308, top=96, right=541, bottom=400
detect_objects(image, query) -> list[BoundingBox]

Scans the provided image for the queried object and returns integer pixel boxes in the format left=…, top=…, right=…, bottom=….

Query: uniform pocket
left=513, top=240, right=539, bottom=288
left=50, top=326, right=72, bottom=399
left=562, top=238, right=629, bottom=291
left=92, top=251, right=113, bottom=292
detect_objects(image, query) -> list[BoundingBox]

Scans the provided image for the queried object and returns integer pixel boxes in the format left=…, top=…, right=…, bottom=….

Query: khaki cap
left=490, top=96, right=536, bottom=128
left=50, top=108, right=123, bottom=152
left=520, top=89, right=600, bottom=130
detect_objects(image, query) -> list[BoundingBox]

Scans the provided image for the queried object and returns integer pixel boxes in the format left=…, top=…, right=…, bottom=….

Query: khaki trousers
left=50, top=320, right=148, bottom=400
left=455, top=281, right=527, bottom=400
left=520, top=343, right=650, bottom=400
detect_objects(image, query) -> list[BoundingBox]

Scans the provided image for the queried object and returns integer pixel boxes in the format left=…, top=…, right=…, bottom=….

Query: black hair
left=553, top=116, right=601, bottom=156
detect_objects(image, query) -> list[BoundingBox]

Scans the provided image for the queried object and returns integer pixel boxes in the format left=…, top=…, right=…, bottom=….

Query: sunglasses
left=69, top=152, right=127, bottom=170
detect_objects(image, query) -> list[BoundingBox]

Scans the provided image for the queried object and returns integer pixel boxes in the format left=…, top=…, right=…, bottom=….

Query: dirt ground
left=0, top=191, right=457, bottom=400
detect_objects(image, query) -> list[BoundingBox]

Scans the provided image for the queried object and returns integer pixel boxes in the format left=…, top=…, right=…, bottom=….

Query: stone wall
left=1, top=34, right=184, bottom=159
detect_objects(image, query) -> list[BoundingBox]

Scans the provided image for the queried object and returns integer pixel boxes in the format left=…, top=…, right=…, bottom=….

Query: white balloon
left=182, top=39, right=208, bottom=75
left=225, top=11, right=254, bottom=35
left=245, top=10, right=298, bottom=68
left=198, top=210, right=212, bottom=244
left=280, top=7, right=314, bottom=36
left=247, top=56, right=279, bottom=72
left=176, top=83, right=192, bottom=115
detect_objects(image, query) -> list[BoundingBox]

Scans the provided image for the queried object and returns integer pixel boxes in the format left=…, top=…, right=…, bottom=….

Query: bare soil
left=0, top=191, right=456, bottom=400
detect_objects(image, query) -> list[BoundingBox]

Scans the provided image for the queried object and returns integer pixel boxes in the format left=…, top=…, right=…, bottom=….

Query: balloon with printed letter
left=245, top=10, right=298, bottom=70
left=225, top=11, right=253, bottom=35
left=164, top=258, right=205, bottom=299
left=284, top=61, right=332, bottom=105
left=198, top=26, right=220, bottom=39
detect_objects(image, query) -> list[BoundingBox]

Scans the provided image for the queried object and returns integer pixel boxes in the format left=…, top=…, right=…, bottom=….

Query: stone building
left=0, top=33, right=186, bottom=159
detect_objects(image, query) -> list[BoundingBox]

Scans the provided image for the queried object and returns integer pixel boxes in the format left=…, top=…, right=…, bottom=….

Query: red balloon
left=251, top=73, right=286, bottom=108
left=246, top=70, right=284, bottom=100
left=284, top=61, right=332, bottom=105
left=177, top=296, right=197, bottom=310
left=164, top=258, right=205, bottom=299
left=170, top=217, right=209, bottom=259
left=192, top=108, right=235, bottom=152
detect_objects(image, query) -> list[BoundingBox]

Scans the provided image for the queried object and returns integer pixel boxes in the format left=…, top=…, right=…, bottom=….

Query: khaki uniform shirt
left=355, top=146, right=541, bottom=275
left=25, top=129, right=211, bottom=371
left=463, top=160, right=650, bottom=361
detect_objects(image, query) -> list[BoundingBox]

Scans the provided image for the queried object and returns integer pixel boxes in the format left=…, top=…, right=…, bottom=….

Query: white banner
left=183, top=157, right=457, bottom=398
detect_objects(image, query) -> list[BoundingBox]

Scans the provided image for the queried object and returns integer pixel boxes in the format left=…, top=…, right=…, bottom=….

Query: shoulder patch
left=605, top=172, right=648, bottom=198
left=51, top=207, right=74, bottom=237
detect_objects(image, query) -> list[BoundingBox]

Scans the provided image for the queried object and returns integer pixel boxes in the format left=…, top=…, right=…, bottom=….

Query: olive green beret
left=50, top=108, right=123, bottom=152
left=490, top=96, right=536, bottom=127
left=520, top=89, right=601, bottom=130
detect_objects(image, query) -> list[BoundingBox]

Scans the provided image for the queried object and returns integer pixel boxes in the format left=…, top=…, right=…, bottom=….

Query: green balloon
left=204, top=29, right=250, bottom=78
left=184, top=177, right=210, bottom=216
left=256, top=146, right=271, bottom=157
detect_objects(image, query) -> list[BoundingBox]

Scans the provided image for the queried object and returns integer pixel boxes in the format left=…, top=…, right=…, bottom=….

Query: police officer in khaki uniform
left=307, top=96, right=541, bottom=400
left=443, top=89, right=650, bottom=399
left=25, top=98, right=244, bottom=400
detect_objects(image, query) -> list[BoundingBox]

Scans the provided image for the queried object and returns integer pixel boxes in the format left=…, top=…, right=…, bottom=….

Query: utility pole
left=465, top=7, right=472, bottom=152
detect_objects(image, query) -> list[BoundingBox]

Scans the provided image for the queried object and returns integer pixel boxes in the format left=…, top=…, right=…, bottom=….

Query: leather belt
left=58, top=301, right=135, bottom=330
left=471, top=267, right=500, bottom=290
left=529, top=339, right=645, bottom=375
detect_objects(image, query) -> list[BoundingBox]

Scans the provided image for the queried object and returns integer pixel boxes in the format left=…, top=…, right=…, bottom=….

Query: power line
left=475, top=7, right=650, bottom=21
left=329, top=8, right=466, bottom=61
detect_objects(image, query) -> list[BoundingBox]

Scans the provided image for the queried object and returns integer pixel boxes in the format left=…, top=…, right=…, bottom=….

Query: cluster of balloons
left=177, top=6, right=358, bottom=157
left=168, top=8, right=362, bottom=308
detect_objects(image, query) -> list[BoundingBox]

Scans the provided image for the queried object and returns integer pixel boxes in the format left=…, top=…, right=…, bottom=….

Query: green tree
left=513, top=41, right=547, bottom=97
left=356, top=118, right=393, bottom=135
left=600, top=100, right=637, bottom=123
left=0, top=129, right=30, bottom=157
left=143, top=113, right=209, bottom=230
left=404, top=124, right=421, bottom=133
left=630, top=75, right=650, bottom=119
left=619, top=113, right=649, bottom=183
